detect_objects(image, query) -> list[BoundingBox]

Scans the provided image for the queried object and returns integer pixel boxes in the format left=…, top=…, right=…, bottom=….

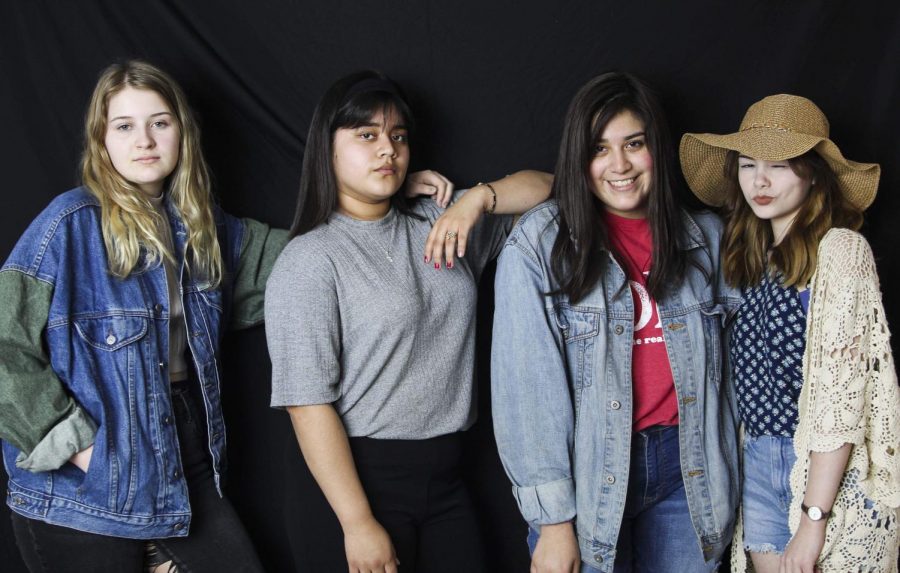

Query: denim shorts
left=741, top=434, right=796, bottom=554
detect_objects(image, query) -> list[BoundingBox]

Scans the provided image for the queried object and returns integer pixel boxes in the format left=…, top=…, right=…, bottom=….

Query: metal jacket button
left=105, top=334, right=117, bottom=345
left=610, top=400, right=621, bottom=410
left=153, top=303, right=163, bottom=315
left=614, top=325, right=624, bottom=335
left=605, top=475, right=615, bottom=484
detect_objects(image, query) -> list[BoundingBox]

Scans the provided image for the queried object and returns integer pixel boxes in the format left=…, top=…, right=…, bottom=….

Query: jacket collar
left=679, top=210, right=707, bottom=251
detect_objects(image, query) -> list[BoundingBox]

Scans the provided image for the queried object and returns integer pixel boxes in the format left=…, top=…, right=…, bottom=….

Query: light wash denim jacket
left=0, top=188, right=285, bottom=539
left=491, top=200, right=741, bottom=571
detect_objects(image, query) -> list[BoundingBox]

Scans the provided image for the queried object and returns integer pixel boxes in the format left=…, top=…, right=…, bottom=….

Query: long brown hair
left=550, top=72, right=690, bottom=304
left=81, top=60, right=222, bottom=285
left=721, top=150, right=863, bottom=288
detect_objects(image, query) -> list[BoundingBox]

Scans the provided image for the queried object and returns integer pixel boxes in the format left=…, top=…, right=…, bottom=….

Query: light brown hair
left=721, top=150, right=863, bottom=288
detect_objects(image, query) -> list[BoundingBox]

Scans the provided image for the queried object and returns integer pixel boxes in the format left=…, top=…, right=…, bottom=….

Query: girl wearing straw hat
left=491, top=72, right=741, bottom=573
left=681, top=94, right=900, bottom=573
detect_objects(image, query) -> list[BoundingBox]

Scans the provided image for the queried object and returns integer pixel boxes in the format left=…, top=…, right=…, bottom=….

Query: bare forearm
left=476, top=170, right=553, bottom=215
left=287, top=404, right=373, bottom=529
left=803, top=443, right=852, bottom=512
left=288, top=404, right=399, bottom=571
left=782, top=443, right=852, bottom=570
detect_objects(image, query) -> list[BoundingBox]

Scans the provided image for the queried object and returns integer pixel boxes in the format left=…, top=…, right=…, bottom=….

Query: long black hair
left=550, top=72, right=689, bottom=303
left=289, top=70, right=418, bottom=238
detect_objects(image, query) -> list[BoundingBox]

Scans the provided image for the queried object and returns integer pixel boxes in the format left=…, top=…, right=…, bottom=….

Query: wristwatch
left=801, top=503, right=831, bottom=521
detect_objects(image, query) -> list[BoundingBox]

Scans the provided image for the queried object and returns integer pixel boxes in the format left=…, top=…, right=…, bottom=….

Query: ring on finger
left=445, top=231, right=458, bottom=240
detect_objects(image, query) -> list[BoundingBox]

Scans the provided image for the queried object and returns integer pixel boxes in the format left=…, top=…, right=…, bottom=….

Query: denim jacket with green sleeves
left=491, top=200, right=741, bottom=571
left=0, top=187, right=286, bottom=539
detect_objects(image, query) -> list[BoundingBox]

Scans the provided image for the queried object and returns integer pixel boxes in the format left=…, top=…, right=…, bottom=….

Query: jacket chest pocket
left=74, top=315, right=148, bottom=351
left=555, top=305, right=601, bottom=390
left=185, top=289, right=224, bottom=349
left=73, top=315, right=149, bottom=396
left=556, top=307, right=600, bottom=342
left=698, top=304, right=729, bottom=390
left=198, top=289, right=223, bottom=314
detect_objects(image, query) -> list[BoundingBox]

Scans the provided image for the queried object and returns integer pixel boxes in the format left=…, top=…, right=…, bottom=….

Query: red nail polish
left=424, top=255, right=429, bottom=263
left=447, top=261, right=454, bottom=269
left=434, top=262, right=440, bottom=269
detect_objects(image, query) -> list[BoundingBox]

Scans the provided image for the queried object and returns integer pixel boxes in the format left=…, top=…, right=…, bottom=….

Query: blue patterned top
left=732, top=271, right=807, bottom=437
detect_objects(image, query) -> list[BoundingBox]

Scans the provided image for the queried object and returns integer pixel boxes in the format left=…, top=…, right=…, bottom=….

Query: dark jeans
left=284, top=432, right=485, bottom=573
left=11, top=380, right=263, bottom=573
left=613, top=425, right=716, bottom=573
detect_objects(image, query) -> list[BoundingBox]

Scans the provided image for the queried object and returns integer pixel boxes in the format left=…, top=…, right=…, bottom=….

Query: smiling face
left=737, top=155, right=811, bottom=242
left=332, top=106, right=410, bottom=219
left=104, top=87, right=180, bottom=197
left=588, top=110, right=653, bottom=219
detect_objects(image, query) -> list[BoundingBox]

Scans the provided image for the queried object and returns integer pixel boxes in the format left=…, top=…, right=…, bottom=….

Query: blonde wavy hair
left=81, top=60, right=222, bottom=286
left=722, top=150, right=863, bottom=289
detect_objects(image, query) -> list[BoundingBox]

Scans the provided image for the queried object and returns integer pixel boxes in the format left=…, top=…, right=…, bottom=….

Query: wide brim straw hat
left=679, top=94, right=880, bottom=210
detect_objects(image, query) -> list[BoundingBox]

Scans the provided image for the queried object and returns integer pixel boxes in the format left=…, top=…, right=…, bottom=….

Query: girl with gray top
left=264, top=70, right=550, bottom=573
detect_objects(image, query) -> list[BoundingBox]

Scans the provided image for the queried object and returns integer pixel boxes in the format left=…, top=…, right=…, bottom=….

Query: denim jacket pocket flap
left=555, top=305, right=600, bottom=342
left=198, top=289, right=224, bottom=313
left=699, top=302, right=733, bottom=328
left=74, top=315, right=149, bottom=351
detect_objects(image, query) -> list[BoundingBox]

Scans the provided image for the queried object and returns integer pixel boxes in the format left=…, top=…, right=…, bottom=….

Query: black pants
left=284, top=432, right=486, bottom=572
left=11, top=380, right=264, bottom=573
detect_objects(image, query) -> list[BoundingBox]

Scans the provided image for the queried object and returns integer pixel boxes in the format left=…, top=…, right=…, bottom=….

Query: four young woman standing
left=2, top=60, right=898, bottom=573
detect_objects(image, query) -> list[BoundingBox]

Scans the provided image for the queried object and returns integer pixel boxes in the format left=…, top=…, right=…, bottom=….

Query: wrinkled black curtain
left=2, top=1, right=899, bottom=571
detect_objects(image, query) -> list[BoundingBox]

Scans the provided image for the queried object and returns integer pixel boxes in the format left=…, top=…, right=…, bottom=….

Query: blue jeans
left=528, top=426, right=717, bottom=572
left=741, top=434, right=796, bottom=554
left=615, top=425, right=716, bottom=573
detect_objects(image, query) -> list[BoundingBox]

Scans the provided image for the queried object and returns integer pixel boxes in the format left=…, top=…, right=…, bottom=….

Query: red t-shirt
left=604, top=211, right=679, bottom=431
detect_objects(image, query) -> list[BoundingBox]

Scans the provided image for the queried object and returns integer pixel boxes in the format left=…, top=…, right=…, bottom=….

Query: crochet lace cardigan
left=732, top=228, right=900, bottom=572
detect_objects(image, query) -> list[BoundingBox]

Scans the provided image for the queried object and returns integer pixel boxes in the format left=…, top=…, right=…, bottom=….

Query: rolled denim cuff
left=15, top=405, right=97, bottom=472
left=513, top=476, right=576, bottom=526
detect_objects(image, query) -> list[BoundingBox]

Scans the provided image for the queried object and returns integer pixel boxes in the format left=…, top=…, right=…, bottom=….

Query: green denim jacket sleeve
left=0, top=269, right=97, bottom=471
left=0, top=217, right=286, bottom=471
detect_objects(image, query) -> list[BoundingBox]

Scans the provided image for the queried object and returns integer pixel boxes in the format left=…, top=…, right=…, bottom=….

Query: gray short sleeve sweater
left=265, top=190, right=511, bottom=439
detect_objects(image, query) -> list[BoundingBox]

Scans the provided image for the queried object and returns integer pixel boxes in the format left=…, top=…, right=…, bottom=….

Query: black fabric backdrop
left=1, top=1, right=899, bottom=571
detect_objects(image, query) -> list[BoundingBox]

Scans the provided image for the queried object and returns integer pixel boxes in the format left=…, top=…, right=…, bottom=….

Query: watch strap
left=801, top=503, right=832, bottom=520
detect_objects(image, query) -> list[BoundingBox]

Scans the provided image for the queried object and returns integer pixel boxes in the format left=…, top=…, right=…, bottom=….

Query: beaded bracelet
left=477, top=182, right=497, bottom=214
